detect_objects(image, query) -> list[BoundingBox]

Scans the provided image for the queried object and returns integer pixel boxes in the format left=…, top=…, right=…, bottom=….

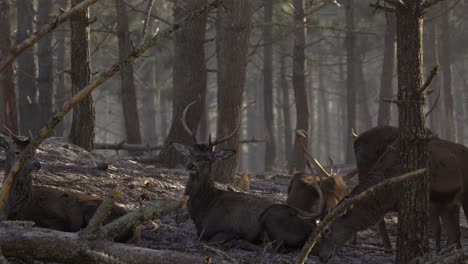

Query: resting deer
left=318, top=126, right=468, bottom=262
left=0, top=132, right=139, bottom=242
left=173, top=101, right=321, bottom=249
left=287, top=146, right=358, bottom=216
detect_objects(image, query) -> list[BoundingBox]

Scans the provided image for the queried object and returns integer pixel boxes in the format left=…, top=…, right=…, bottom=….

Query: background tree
left=212, top=0, right=250, bottom=183
left=158, top=0, right=208, bottom=167
left=69, top=0, right=95, bottom=151
left=17, top=0, right=39, bottom=136
left=0, top=0, right=17, bottom=133
left=345, top=0, right=357, bottom=163
left=263, top=0, right=276, bottom=171
left=115, top=0, right=143, bottom=153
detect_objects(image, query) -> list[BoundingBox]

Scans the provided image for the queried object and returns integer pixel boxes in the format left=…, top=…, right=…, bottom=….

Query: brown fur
left=1, top=134, right=139, bottom=243
left=318, top=126, right=468, bottom=262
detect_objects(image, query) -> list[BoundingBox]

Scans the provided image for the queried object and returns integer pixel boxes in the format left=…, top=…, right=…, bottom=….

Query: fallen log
left=0, top=224, right=207, bottom=264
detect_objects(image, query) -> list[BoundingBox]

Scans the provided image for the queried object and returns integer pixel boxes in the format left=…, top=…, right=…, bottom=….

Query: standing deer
left=318, top=126, right=468, bottom=262
left=172, top=101, right=321, bottom=249
left=1, top=132, right=139, bottom=242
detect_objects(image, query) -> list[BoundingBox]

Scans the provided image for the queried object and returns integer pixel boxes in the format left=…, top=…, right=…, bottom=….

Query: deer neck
left=4, top=164, right=33, bottom=218
left=186, top=162, right=220, bottom=230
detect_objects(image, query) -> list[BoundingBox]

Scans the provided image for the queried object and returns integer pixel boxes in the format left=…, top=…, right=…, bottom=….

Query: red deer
left=318, top=126, right=467, bottom=262
left=286, top=147, right=358, bottom=216
left=1, top=132, right=139, bottom=243
left=172, top=101, right=321, bottom=249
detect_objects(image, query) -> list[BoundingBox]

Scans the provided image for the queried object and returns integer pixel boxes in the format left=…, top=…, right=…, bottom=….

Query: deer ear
left=171, top=142, right=192, bottom=157
left=214, top=149, right=236, bottom=160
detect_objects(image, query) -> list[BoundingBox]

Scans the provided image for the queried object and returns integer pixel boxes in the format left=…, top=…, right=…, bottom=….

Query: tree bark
left=288, top=0, right=310, bottom=174
left=211, top=0, right=250, bottom=182
left=377, top=15, right=396, bottom=126
left=263, top=0, right=276, bottom=171
left=395, top=1, right=429, bottom=262
left=345, top=0, right=357, bottom=164
left=318, top=60, right=330, bottom=157
left=423, top=20, right=441, bottom=135
left=68, top=0, right=95, bottom=151
left=37, top=0, right=54, bottom=129
left=158, top=0, right=208, bottom=167
left=115, top=0, right=143, bottom=153
left=279, top=44, right=292, bottom=168
left=141, top=55, right=158, bottom=144
left=0, top=0, right=17, bottom=133
left=17, top=0, right=39, bottom=136
left=356, top=45, right=372, bottom=131
left=439, top=0, right=456, bottom=142
left=54, top=0, right=70, bottom=137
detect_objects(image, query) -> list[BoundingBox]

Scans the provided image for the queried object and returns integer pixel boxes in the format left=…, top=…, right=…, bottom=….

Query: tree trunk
left=115, top=0, right=143, bottom=153
left=356, top=47, right=372, bottom=131
left=68, top=0, right=95, bottom=151
left=395, top=1, right=429, bottom=262
left=279, top=45, right=292, bottom=168
left=318, top=60, right=330, bottom=157
left=54, top=0, right=69, bottom=137
left=0, top=0, right=18, bottom=133
left=288, top=0, right=309, bottom=174
left=423, top=20, right=441, bottom=135
left=37, top=0, right=54, bottom=129
left=263, top=0, right=276, bottom=171
left=17, top=0, right=39, bottom=136
left=141, top=56, right=158, bottom=144
left=377, top=15, right=396, bottom=126
left=439, top=0, right=456, bottom=142
left=211, top=0, right=250, bottom=183
left=158, top=0, right=208, bottom=167
left=345, top=0, right=357, bottom=164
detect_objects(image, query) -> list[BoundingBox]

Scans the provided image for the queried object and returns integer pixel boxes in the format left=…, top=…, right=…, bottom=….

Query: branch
left=425, top=88, right=440, bottom=118
left=95, top=142, right=163, bottom=151
left=296, top=168, right=427, bottom=264
left=425, top=248, right=468, bottom=264
left=138, top=0, right=156, bottom=46
left=101, top=199, right=182, bottom=240
left=369, top=2, right=396, bottom=12
left=0, top=0, right=102, bottom=73
left=422, top=0, right=446, bottom=10
left=80, top=187, right=122, bottom=238
left=0, top=0, right=222, bottom=212
left=382, top=98, right=400, bottom=105
left=418, top=65, right=439, bottom=94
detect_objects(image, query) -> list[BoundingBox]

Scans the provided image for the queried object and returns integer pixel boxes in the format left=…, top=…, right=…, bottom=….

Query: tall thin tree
left=212, top=0, right=250, bottom=183
left=17, top=0, right=38, bottom=136
left=38, top=0, right=54, bottom=128
left=345, top=0, right=357, bottom=164
left=288, top=0, right=310, bottom=173
left=158, top=0, right=208, bottom=167
left=378, top=15, right=396, bottom=126
left=263, top=0, right=276, bottom=171
left=69, top=0, right=95, bottom=151
left=115, top=0, right=143, bottom=152
left=0, top=0, right=17, bottom=133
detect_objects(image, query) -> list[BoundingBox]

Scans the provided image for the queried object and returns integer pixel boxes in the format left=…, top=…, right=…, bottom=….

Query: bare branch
left=0, top=0, right=102, bottom=73
left=296, top=168, right=427, bottom=264
left=382, top=98, right=400, bottom=105
left=418, top=65, right=439, bottom=94
left=422, top=0, right=446, bottom=10
left=425, top=88, right=440, bottom=118
left=0, top=0, right=222, bottom=212
left=370, top=2, right=396, bottom=12
left=139, top=0, right=156, bottom=46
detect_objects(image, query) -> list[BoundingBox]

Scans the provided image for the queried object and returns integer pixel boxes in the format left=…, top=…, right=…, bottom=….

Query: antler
left=302, top=145, right=331, bottom=179
left=180, top=99, right=199, bottom=143
left=210, top=119, right=241, bottom=147
left=351, top=128, right=359, bottom=139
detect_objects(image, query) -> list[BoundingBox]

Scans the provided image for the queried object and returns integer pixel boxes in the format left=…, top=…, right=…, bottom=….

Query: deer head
left=172, top=100, right=239, bottom=194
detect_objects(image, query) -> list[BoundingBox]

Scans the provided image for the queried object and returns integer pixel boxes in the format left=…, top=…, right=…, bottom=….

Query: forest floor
left=1, top=137, right=468, bottom=264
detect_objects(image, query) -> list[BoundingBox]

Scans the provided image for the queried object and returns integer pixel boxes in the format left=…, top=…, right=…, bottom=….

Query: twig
left=418, top=65, right=439, bottom=94
left=101, top=199, right=182, bottom=240
left=0, top=0, right=222, bottom=212
left=344, top=243, right=395, bottom=253
left=296, top=168, right=427, bottom=264
left=425, top=88, right=440, bottom=118
left=139, top=0, right=156, bottom=46
left=84, top=250, right=127, bottom=264
left=80, top=187, right=122, bottom=238
left=382, top=98, right=400, bottom=105
left=198, top=244, right=238, bottom=264
left=0, top=0, right=102, bottom=73
left=422, top=0, right=445, bottom=10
